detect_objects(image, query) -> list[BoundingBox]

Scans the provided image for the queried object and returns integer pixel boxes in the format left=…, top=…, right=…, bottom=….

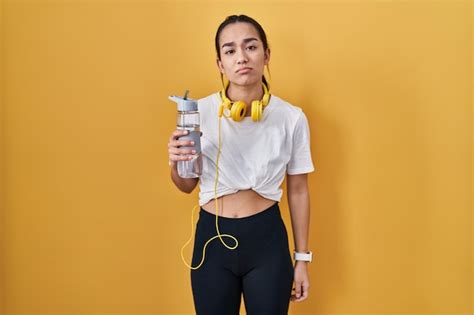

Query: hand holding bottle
left=168, top=129, right=202, bottom=168
left=168, top=91, right=203, bottom=178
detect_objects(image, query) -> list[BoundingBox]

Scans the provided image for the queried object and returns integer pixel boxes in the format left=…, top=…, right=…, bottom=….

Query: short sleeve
left=286, top=111, right=315, bottom=175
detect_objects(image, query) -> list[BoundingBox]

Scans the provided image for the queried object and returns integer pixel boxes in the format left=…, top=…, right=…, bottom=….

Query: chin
left=233, top=76, right=261, bottom=87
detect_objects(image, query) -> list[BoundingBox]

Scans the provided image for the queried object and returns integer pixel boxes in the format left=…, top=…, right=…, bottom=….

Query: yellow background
left=0, top=0, right=472, bottom=315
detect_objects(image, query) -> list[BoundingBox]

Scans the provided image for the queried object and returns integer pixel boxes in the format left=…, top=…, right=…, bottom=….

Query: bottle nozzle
left=168, top=90, right=197, bottom=111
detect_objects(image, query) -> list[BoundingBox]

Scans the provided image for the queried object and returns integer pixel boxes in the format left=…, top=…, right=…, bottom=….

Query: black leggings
left=190, top=202, right=294, bottom=315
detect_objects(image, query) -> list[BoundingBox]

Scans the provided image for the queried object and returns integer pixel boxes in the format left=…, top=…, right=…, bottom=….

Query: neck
left=227, top=81, right=264, bottom=116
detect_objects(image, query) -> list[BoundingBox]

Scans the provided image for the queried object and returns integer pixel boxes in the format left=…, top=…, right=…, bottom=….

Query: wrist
left=293, top=250, right=313, bottom=263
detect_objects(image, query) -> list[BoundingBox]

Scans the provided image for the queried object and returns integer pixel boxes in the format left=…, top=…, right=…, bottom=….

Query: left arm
left=287, top=173, right=311, bottom=302
left=287, top=173, right=311, bottom=255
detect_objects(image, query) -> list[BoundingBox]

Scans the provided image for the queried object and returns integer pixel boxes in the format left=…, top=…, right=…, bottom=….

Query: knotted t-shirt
left=197, top=92, right=315, bottom=206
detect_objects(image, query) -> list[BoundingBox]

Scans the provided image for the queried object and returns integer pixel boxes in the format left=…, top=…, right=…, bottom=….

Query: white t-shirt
left=197, top=91, right=315, bottom=206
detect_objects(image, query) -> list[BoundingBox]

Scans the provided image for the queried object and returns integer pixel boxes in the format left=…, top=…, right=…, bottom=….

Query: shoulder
left=197, top=92, right=220, bottom=121
left=197, top=92, right=219, bottom=109
left=269, top=94, right=305, bottom=122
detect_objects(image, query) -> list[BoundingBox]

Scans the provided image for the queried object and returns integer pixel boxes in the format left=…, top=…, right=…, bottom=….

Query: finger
left=169, top=139, right=195, bottom=148
left=294, top=283, right=302, bottom=298
left=290, top=292, right=307, bottom=302
left=169, top=154, right=194, bottom=162
left=169, top=130, right=189, bottom=141
left=169, top=147, right=196, bottom=155
left=174, top=129, right=189, bottom=137
left=302, top=289, right=309, bottom=300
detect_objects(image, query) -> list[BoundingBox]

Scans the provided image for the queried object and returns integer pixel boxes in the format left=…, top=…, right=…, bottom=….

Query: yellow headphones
left=218, top=79, right=271, bottom=122
left=181, top=80, right=271, bottom=270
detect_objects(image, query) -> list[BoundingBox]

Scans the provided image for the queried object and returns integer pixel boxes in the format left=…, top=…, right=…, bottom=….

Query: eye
left=224, top=49, right=234, bottom=55
left=247, top=45, right=257, bottom=50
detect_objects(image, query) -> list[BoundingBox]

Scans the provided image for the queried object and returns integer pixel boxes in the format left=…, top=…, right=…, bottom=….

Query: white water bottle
left=168, top=91, right=202, bottom=178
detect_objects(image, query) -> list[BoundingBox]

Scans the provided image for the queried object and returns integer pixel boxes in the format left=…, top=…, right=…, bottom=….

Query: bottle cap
left=168, top=90, right=198, bottom=111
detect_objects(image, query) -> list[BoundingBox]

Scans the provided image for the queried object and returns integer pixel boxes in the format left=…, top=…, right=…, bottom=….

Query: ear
left=264, top=48, right=271, bottom=65
left=216, top=58, right=225, bottom=74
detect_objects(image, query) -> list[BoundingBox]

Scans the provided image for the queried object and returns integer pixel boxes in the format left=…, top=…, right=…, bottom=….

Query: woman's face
left=216, top=22, right=270, bottom=87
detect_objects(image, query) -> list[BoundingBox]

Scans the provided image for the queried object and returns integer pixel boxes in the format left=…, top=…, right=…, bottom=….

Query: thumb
left=295, top=283, right=302, bottom=298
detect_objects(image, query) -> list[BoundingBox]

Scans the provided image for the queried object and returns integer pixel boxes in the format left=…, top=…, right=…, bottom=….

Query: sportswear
left=191, top=202, right=293, bottom=314
left=197, top=91, right=315, bottom=206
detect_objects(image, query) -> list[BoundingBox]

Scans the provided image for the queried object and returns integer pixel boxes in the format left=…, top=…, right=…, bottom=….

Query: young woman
left=168, top=14, right=315, bottom=315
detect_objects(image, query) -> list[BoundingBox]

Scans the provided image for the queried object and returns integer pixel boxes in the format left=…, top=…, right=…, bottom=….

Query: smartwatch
left=294, top=251, right=313, bottom=262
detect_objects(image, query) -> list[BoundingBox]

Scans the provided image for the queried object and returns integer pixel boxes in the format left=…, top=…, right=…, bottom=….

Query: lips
left=236, top=67, right=252, bottom=73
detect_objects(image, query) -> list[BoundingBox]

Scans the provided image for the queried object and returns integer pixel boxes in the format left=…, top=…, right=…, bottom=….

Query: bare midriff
left=201, top=189, right=277, bottom=218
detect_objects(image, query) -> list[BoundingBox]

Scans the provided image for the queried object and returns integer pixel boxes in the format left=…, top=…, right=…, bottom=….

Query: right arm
left=168, top=129, right=200, bottom=194
left=170, top=163, right=199, bottom=194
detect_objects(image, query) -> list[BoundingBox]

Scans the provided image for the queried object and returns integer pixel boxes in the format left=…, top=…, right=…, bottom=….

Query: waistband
left=199, top=202, right=280, bottom=224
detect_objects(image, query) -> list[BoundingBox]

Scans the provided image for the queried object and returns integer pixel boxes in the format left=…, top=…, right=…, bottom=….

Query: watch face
left=294, top=252, right=312, bottom=262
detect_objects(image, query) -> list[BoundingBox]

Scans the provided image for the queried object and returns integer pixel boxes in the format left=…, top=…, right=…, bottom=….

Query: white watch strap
left=294, top=251, right=312, bottom=262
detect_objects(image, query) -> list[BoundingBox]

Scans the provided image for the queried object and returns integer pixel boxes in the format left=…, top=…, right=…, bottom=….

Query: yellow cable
left=181, top=113, right=238, bottom=270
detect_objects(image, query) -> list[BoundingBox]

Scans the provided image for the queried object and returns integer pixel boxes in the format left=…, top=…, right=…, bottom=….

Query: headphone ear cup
left=251, top=100, right=263, bottom=122
left=230, top=101, right=247, bottom=121
left=219, top=99, right=232, bottom=118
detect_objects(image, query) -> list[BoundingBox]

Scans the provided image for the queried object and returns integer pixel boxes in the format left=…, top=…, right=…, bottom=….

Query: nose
left=236, top=47, right=248, bottom=64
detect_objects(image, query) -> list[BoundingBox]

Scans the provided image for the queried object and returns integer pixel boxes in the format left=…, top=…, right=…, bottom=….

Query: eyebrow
left=221, top=37, right=258, bottom=49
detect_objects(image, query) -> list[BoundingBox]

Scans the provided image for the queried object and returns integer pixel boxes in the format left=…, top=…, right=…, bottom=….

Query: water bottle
left=168, top=90, right=202, bottom=178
